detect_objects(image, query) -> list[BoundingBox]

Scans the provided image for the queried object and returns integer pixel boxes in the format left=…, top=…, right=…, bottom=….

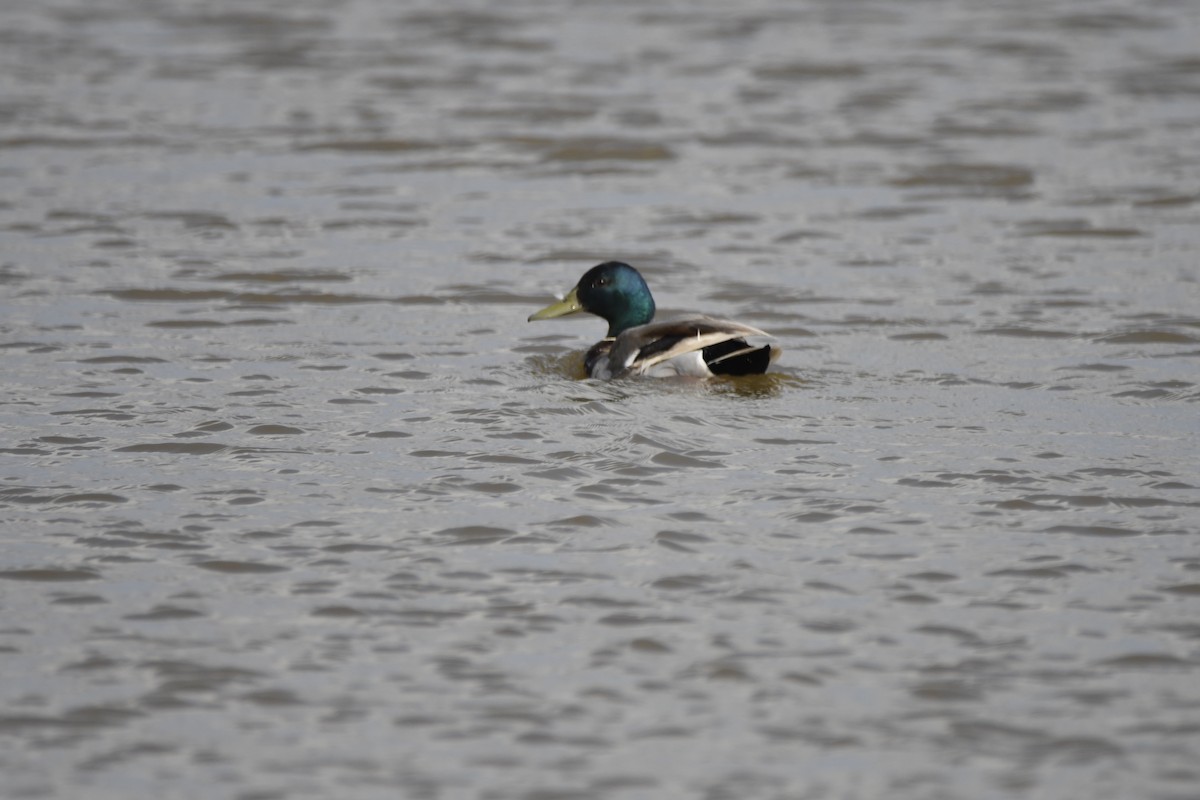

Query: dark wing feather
left=702, top=339, right=777, bottom=376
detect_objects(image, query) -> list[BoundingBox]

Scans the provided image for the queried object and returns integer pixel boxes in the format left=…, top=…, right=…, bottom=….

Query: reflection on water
left=2, top=0, right=1199, bottom=798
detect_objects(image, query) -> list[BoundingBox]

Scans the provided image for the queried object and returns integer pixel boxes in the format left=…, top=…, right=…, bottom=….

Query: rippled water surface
left=3, top=0, right=1200, bottom=798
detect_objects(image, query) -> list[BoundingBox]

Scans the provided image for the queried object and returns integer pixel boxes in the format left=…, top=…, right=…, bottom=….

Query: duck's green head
left=528, top=261, right=656, bottom=337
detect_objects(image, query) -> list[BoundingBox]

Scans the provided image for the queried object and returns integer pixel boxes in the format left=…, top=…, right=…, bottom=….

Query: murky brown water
left=3, top=0, right=1199, bottom=797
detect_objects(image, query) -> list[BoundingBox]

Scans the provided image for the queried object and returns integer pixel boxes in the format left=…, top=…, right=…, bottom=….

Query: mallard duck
left=528, top=261, right=781, bottom=379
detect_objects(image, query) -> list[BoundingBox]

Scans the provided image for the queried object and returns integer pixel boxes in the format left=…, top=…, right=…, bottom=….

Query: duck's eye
left=596, top=277, right=608, bottom=287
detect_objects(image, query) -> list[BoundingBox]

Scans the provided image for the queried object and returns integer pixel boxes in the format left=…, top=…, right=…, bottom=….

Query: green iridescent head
left=528, top=261, right=656, bottom=337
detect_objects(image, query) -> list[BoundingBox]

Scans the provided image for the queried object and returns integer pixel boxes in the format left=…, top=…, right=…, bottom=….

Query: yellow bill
left=528, top=286, right=583, bottom=321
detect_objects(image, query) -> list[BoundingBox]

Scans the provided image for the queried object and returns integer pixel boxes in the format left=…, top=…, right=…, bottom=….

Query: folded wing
left=607, top=316, right=781, bottom=379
